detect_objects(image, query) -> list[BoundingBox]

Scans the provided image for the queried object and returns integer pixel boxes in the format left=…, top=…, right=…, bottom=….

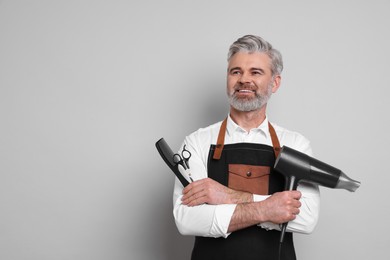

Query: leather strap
left=212, top=118, right=227, bottom=160
left=268, top=121, right=281, bottom=159
left=213, top=118, right=281, bottom=160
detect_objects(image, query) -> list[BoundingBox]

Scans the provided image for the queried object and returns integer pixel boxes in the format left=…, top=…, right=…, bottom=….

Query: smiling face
left=227, top=51, right=281, bottom=112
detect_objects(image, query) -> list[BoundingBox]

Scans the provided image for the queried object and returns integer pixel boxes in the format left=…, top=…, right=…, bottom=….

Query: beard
left=227, top=83, right=273, bottom=112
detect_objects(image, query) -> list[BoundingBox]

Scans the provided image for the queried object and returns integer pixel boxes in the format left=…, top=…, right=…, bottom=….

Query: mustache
left=233, top=84, right=257, bottom=91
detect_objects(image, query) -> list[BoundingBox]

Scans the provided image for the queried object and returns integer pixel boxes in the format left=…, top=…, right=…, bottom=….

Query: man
left=173, top=35, right=320, bottom=260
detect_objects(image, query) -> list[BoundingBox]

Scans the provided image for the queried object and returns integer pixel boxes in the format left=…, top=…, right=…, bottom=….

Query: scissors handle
left=173, top=153, right=182, bottom=163
left=182, top=145, right=191, bottom=159
left=181, top=145, right=191, bottom=168
left=173, top=153, right=188, bottom=170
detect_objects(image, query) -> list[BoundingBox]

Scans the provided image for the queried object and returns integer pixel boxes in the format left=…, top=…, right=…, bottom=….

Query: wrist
left=228, top=190, right=253, bottom=204
left=254, top=200, right=268, bottom=223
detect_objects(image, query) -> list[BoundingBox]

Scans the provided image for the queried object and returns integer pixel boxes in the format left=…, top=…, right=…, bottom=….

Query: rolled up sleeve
left=173, top=178, right=237, bottom=238
left=172, top=134, right=237, bottom=238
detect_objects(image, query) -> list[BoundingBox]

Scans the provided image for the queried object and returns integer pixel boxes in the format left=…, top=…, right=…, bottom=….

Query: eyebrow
left=228, top=67, right=241, bottom=73
left=228, top=67, right=266, bottom=73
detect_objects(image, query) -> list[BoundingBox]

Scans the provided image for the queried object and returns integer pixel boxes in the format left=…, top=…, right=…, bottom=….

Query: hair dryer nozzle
left=336, top=171, right=361, bottom=192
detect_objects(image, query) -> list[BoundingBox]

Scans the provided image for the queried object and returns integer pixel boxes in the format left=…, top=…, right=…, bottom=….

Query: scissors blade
left=183, top=159, right=190, bottom=169
left=177, top=165, right=193, bottom=183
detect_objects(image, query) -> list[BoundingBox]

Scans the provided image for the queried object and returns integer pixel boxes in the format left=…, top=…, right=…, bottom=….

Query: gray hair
left=227, top=35, right=283, bottom=76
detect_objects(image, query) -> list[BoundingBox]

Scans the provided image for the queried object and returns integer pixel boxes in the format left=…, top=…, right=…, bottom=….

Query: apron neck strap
left=268, top=121, right=281, bottom=159
left=213, top=118, right=281, bottom=160
left=212, top=118, right=227, bottom=160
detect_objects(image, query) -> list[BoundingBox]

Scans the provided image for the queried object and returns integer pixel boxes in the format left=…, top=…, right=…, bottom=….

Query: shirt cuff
left=252, top=195, right=279, bottom=230
left=258, top=222, right=280, bottom=231
left=253, top=194, right=270, bottom=202
left=209, top=204, right=237, bottom=238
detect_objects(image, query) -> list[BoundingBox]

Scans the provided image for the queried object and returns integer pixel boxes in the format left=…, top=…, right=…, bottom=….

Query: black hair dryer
left=274, top=146, right=361, bottom=243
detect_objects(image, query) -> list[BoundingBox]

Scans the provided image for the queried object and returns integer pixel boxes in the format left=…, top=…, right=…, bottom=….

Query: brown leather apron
left=191, top=118, right=296, bottom=260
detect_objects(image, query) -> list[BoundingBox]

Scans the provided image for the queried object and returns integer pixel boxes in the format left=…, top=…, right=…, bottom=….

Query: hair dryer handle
left=279, top=175, right=299, bottom=244
left=285, top=175, right=298, bottom=191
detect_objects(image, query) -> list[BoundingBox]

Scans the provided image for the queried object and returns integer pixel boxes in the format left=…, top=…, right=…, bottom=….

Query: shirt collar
left=226, top=114, right=270, bottom=137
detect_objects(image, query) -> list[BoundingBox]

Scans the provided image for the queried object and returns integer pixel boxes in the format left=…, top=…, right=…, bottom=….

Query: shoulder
left=182, top=120, right=223, bottom=164
left=271, top=122, right=313, bottom=156
left=185, top=120, right=223, bottom=146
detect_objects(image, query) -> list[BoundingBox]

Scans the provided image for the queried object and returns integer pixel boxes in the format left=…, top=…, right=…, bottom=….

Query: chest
left=207, top=143, right=285, bottom=195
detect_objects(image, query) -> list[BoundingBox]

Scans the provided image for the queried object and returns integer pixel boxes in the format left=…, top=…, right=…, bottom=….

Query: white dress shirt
left=173, top=115, right=320, bottom=238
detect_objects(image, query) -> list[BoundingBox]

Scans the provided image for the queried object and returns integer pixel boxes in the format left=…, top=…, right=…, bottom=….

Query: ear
left=271, top=75, right=281, bottom=93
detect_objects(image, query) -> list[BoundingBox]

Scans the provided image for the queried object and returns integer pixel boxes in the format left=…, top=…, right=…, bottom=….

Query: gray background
left=1, top=0, right=389, bottom=259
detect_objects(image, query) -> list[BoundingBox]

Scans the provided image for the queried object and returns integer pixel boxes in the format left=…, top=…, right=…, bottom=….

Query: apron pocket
left=228, top=164, right=270, bottom=195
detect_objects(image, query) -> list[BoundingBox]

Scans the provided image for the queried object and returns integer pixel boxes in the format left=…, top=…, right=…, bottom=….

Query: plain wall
left=1, top=0, right=389, bottom=259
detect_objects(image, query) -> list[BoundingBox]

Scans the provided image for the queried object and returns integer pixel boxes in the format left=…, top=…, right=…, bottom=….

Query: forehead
left=228, top=52, right=272, bottom=72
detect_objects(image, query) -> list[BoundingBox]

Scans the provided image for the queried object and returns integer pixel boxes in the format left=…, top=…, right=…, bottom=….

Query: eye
left=252, top=70, right=263, bottom=75
left=231, top=70, right=241, bottom=75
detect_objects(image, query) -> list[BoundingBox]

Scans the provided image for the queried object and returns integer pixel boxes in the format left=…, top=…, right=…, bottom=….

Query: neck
left=229, top=106, right=267, bottom=132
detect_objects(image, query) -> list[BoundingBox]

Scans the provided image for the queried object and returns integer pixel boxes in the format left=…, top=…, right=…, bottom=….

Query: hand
left=181, top=178, right=252, bottom=207
left=259, top=191, right=302, bottom=224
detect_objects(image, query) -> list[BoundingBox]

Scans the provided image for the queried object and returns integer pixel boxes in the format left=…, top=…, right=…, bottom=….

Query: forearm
left=228, top=190, right=304, bottom=233
left=181, top=177, right=253, bottom=206
left=227, top=189, right=253, bottom=204
left=227, top=201, right=265, bottom=233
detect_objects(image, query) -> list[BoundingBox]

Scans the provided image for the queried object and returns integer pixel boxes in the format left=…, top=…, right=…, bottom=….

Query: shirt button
left=246, top=171, right=251, bottom=177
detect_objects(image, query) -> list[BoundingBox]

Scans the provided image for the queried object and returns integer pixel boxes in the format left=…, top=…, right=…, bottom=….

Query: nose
left=238, top=72, right=251, bottom=84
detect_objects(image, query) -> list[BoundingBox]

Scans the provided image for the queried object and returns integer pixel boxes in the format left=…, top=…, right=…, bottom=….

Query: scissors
left=173, top=145, right=194, bottom=182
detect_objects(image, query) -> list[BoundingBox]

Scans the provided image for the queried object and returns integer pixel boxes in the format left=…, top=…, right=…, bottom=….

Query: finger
left=289, top=203, right=301, bottom=215
left=288, top=207, right=300, bottom=219
left=182, top=182, right=195, bottom=195
left=185, top=193, right=207, bottom=206
left=182, top=178, right=207, bottom=194
left=182, top=185, right=205, bottom=203
left=291, top=190, right=302, bottom=199
left=182, top=184, right=206, bottom=201
left=182, top=191, right=198, bottom=204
